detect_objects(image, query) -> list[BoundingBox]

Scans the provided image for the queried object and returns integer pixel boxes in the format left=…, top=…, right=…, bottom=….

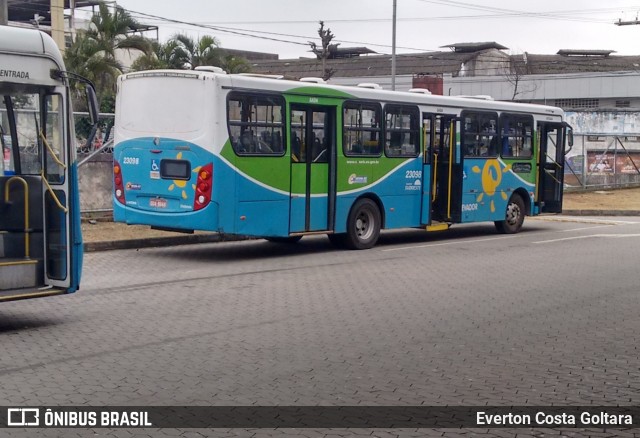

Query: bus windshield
left=1, top=89, right=65, bottom=183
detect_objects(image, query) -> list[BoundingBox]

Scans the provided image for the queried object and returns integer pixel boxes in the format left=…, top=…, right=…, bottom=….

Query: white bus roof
left=121, top=69, right=565, bottom=119
left=0, top=26, right=65, bottom=88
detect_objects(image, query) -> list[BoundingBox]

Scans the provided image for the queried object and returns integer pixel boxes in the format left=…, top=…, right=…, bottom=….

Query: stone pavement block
left=0, top=222, right=639, bottom=436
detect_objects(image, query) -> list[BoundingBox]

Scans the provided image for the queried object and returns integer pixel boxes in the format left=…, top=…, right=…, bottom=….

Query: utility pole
left=51, top=0, right=66, bottom=53
left=391, top=0, right=397, bottom=91
left=0, top=0, right=8, bottom=26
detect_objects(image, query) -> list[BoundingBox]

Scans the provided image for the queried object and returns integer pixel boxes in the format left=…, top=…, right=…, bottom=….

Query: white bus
left=0, top=26, right=97, bottom=302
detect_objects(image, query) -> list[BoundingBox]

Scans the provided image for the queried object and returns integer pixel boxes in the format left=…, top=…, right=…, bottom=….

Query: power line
left=124, top=4, right=634, bottom=57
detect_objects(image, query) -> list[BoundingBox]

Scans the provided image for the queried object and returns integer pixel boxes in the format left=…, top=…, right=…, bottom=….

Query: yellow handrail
left=39, top=131, right=67, bottom=169
left=40, top=171, right=69, bottom=213
left=4, top=176, right=30, bottom=259
left=447, top=121, right=454, bottom=219
left=432, top=152, right=438, bottom=202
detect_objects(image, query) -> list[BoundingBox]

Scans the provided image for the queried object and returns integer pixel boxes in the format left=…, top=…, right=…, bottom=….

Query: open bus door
left=424, top=114, right=462, bottom=225
left=0, top=91, right=88, bottom=301
left=537, top=122, right=569, bottom=213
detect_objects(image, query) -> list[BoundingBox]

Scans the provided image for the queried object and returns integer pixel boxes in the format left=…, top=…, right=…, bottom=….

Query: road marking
left=560, top=224, right=616, bottom=232
left=534, top=233, right=640, bottom=244
left=532, top=216, right=637, bottom=225
left=382, top=235, right=517, bottom=252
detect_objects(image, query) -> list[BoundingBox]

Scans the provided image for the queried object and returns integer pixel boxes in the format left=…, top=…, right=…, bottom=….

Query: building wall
left=445, top=71, right=640, bottom=106
left=78, top=153, right=113, bottom=211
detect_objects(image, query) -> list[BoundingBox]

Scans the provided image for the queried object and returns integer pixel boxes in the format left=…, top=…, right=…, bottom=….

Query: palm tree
left=130, top=40, right=185, bottom=71
left=219, top=53, right=251, bottom=74
left=85, top=2, right=151, bottom=61
left=65, top=2, right=151, bottom=102
left=64, top=33, right=121, bottom=106
left=171, top=34, right=223, bottom=70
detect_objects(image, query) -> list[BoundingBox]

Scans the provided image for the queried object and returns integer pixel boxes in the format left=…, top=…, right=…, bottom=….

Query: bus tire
left=265, top=236, right=302, bottom=244
left=345, top=198, right=381, bottom=250
left=495, top=194, right=525, bottom=234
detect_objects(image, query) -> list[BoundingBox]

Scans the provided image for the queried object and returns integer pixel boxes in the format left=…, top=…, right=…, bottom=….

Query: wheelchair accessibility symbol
left=150, top=159, right=160, bottom=179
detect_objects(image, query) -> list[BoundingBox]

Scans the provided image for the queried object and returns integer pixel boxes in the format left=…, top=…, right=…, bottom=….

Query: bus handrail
left=39, top=131, right=67, bottom=169
left=447, top=120, right=455, bottom=220
left=3, top=176, right=30, bottom=259
left=39, top=171, right=69, bottom=213
left=432, top=152, right=438, bottom=202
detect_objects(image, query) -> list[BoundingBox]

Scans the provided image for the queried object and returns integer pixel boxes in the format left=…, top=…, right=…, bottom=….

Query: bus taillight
left=194, top=163, right=213, bottom=211
left=113, top=160, right=126, bottom=205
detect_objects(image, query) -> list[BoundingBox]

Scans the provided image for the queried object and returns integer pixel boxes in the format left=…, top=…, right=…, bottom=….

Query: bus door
left=537, top=122, right=566, bottom=213
left=0, top=92, right=75, bottom=297
left=289, top=104, right=336, bottom=232
left=427, top=114, right=461, bottom=223
left=41, top=93, right=75, bottom=290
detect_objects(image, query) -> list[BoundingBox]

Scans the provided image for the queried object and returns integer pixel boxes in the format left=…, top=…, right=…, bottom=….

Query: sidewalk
left=82, top=187, right=640, bottom=251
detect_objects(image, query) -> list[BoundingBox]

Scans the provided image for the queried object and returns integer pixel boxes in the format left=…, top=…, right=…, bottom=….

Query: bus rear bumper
left=113, top=200, right=220, bottom=232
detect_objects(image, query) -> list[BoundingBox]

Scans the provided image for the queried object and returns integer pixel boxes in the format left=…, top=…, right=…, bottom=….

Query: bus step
left=0, top=286, right=66, bottom=303
left=0, top=259, right=39, bottom=290
left=426, top=222, right=450, bottom=232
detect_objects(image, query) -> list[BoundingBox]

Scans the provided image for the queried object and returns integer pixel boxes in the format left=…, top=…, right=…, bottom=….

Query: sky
left=108, top=0, right=640, bottom=59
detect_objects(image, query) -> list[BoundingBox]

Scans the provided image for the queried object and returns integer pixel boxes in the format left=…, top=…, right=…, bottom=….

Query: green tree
left=219, top=53, right=251, bottom=73
left=65, top=2, right=151, bottom=103
left=171, top=33, right=223, bottom=70
left=130, top=39, right=185, bottom=71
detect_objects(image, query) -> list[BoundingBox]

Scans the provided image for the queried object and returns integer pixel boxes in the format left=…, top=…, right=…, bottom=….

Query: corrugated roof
left=523, top=53, right=640, bottom=74
left=251, top=51, right=475, bottom=79
left=251, top=49, right=640, bottom=79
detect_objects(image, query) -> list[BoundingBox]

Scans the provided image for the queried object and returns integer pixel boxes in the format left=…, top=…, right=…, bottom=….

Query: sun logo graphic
left=471, top=160, right=511, bottom=213
left=166, top=152, right=203, bottom=201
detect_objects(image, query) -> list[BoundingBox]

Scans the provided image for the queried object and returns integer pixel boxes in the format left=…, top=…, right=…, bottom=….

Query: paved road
left=1, top=216, right=640, bottom=437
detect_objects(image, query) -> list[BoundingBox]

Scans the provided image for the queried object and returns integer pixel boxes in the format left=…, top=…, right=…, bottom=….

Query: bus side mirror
left=565, top=125, right=574, bottom=155
left=86, top=85, right=99, bottom=126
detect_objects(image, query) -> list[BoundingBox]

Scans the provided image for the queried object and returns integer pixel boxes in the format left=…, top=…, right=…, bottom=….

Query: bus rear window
left=117, top=77, right=205, bottom=135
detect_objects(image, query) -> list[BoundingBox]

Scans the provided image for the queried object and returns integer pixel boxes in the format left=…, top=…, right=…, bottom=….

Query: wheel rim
left=505, top=201, right=521, bottom=226
left=355, top=209, right=375, bottom=240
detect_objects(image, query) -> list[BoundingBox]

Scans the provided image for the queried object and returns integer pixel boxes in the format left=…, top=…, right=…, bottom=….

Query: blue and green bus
left=1, top=26, right=97, bottom=301
left=113, top=68, right=571, bottom=249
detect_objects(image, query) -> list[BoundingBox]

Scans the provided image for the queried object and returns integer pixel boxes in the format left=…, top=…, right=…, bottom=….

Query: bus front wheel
left=345, top=198, right=381, bottom=250
left=495, top=194, right=525, bottom=234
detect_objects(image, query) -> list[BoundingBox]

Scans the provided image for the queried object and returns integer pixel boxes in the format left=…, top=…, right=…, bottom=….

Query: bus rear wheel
left=495, top=194, right=525, bottom=234
left=345, top=198, right=381, bottom=250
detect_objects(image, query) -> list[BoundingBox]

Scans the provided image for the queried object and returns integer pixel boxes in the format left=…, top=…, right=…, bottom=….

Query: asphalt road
left=1, top=216, right=640, bottom=437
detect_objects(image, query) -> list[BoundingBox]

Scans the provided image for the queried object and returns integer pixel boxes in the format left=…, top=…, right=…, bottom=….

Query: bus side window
left=462, top=111, right=498, bottom=158
left=227, top=92, right=285, bottom=156
left=500, top=113, right=533, bottom=159
left=343, top=101, right=382, bottom=157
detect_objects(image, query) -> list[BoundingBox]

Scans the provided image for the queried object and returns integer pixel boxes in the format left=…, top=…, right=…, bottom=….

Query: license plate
left=150, top=198, right=167, bottom=208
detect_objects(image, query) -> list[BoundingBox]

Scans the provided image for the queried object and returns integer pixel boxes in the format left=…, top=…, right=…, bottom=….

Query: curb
left=84, top=209, right=640, bottom=252
left=84, top=233, right=249, bottom=252
left=561, top=210, right=640, bottom=216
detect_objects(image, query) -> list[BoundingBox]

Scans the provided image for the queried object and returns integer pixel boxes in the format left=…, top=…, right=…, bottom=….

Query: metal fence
left=74, top=111, right=114, bottom=159
left=564, top=134, right=640, bottom=190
